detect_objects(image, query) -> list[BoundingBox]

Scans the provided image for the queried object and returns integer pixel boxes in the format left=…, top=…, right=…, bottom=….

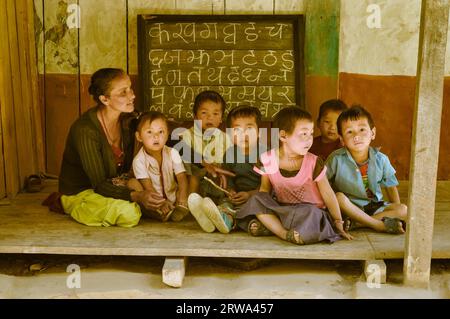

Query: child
left=179, top=90, right=234, bottom=197
left=129, top=111, right=189, bottom=222
left=310, top=99, right=348, bottom=161
left=326, top=105, right=407, bottom=234
left=236, top=107, right=352, bottom=245
left=189, top=105, right=268, bottom=234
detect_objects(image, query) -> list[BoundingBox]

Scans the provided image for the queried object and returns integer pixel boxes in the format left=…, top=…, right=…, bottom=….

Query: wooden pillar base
left=363, top=259, right=386, bottom=285
left=162, top=257, right=188, bottom=288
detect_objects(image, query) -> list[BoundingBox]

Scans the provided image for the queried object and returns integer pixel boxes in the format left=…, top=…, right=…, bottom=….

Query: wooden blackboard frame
left=137, top=14, right=305, bottom=120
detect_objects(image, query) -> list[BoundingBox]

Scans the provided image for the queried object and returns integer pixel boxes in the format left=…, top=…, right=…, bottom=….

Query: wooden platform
left=0, top=181, right=449, bottom=260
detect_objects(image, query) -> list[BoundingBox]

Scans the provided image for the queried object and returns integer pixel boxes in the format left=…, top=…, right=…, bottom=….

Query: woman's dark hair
left=193, top=90, right=226, bottom=116
left=135, top=111, right=168, bottom=133
left=88, top=68, right=126, bottom=105
left=337, top=105, right=375, bottom=136
left=272, top=106, right=313, bottom=134
left=226, top=105, right=262, bottom=127
left=317, top=99, right=348, bottom=122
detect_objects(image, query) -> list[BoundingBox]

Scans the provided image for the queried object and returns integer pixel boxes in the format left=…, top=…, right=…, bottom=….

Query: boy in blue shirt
left=326, top=105, right=407, bottom=234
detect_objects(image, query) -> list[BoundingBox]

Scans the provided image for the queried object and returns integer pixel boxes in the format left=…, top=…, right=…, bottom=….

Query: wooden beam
left=404, top=0, right=449, bottom=288
left=5, top=0, right=29, bottom=189
left=0, top=109, right=5, bottom=199
left=0, top=0, right=43, bottom=195
left=27, top=0, right=46, bottom=173
left=0, top=0, right=20, bottom=197
left=0, top=2, right=6, bottom=197
left=14, top=0, right=39, bottom=181
left=162, top=257, right=188, bottom=288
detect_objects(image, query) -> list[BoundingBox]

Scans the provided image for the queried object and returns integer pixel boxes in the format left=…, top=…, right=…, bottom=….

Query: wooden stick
left=203, top=176, right=232, bottom=196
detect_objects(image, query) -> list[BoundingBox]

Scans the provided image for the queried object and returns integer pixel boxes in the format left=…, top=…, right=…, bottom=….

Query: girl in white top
left=130, top=111, right=189, bottom=222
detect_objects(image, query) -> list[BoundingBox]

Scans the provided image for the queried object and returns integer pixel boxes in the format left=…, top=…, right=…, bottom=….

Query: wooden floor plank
left=365, top=212, right=450, bottom=259
left=0, top=209, right=375, bottom=260
left=0, top=184, right=373, bottom=260
left=0, top=181, right=448, bottom=260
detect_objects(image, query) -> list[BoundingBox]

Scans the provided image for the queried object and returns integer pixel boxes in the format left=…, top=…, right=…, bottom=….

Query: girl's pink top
left=254, top=149, right=327, bottom=208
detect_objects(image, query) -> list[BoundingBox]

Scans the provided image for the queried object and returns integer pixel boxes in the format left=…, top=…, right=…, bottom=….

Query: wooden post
left=0, top=0, right=20, bottom=197
left=404, top=0, right=449, bottom=288
left=26, top=0, right=46, bottom=173
left=14, top=0, right=39, bottom=180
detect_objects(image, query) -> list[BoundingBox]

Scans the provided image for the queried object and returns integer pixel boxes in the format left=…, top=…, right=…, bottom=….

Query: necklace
left=99, top=108, right=124, bottom=167
left=99, top=108, right=120, bottom=146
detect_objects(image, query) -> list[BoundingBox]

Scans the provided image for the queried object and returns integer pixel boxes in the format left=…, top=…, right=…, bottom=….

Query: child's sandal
left=25, top=174, right=43, bottom=193
left=344, top=217, right=354, bottom=231
left=170, top=204, right=190, bottom=222
left=160, top=208, right=174, bottom=222
left=247, top=218, right=272, bottom=237
left=285, top=229, right=304, bottom=245
left=382, top=217, right=405, bottom=234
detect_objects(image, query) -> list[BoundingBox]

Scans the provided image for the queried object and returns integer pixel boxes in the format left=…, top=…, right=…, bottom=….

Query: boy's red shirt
left=309, top=136, right=342, bottom=161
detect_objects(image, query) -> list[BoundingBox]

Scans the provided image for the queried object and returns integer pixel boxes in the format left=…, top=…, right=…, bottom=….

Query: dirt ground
left=0, top=254, right=448, bottom=299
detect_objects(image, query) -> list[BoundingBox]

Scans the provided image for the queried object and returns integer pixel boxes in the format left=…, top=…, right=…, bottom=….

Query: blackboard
left=138, top=15, right=305, bottom=120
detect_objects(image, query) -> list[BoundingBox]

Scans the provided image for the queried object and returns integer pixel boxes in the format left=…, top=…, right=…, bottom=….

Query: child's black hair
left=317, top=99, right=348, bottom=122
left=337, top=105, right=375, bottom=136
left=272, top=106, right=312, bottom=134
left=135, top=111, right=168, bottom=132
left=193, top=90, right=226, bottom=116
left=226, top=105, right=262, bottom=127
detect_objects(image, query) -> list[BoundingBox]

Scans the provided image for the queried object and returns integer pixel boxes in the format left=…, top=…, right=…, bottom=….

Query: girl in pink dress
left=236, top=107, right=353, bottom=245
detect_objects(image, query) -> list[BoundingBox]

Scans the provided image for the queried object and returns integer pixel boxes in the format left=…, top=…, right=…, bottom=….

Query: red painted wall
left=339, top=72, right=450, bottom=180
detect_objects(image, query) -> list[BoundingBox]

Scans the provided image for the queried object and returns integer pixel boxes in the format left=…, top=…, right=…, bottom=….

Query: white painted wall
left=340, top=0, right=450, bottom=76
left=340, top=0, right=421, bottom=76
